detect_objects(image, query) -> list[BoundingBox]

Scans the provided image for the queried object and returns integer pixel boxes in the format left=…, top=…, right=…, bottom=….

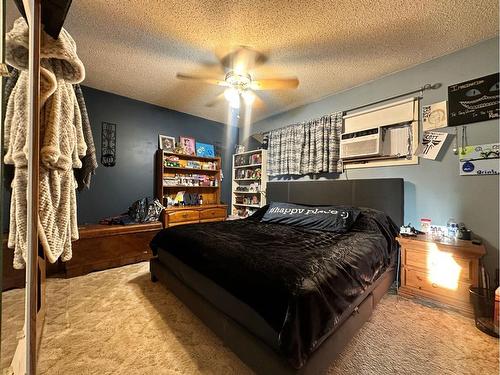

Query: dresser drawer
left=167, top=210, right=199, bottom=224
left=200, top=208, right=226, bottom=220
left=404, top=248, right=472, bottom=282
left=405, top=249, right=427, bottom=269
left=405, top=268, right=470, bottom=302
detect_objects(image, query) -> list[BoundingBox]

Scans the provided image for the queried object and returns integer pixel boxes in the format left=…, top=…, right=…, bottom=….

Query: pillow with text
left=261, top=202, right=360, bottom=232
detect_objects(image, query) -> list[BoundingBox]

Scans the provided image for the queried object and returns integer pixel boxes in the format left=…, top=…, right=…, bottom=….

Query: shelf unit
left=156, top=150, right=227, bottom=227
left=231, top=149, right=268, bottom=218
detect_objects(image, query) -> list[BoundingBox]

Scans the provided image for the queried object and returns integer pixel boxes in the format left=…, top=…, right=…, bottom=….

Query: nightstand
left=397, top=235, right=486, bottom=317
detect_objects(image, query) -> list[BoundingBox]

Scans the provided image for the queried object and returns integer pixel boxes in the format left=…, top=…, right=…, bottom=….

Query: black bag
left=128, top=197, right=163, bottom=223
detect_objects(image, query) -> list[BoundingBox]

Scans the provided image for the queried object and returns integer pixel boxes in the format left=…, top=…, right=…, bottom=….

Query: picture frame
left=159, top=135, right=176, bottom=152
left=196, top=142, right=215, bottom=157
left=179, top=136, right=196, bottom=156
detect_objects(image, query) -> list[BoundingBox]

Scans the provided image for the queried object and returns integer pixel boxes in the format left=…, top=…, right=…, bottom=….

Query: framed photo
left=179, top=136, right=196, bottom=155
left=159, top=135, right=175, bottom=151
left=196, top=142, right=215, bottom=157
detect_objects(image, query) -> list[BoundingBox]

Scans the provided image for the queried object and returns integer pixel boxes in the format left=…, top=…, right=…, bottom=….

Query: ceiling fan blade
left=252, top=93, right=265, bottom=109
left=205, top=92, right=225, bottom=107
left=251, top=78, right=299, bottom=90
left=220, top=46, right=268, bottom=73
left=176, top=73, right=228, bottom=87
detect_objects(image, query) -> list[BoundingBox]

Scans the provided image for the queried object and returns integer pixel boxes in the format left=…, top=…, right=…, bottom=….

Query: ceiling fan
left=176, top=46, right=299, bottom=109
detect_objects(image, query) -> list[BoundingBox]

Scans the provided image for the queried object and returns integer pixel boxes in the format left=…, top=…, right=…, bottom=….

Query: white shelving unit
left=231, top=149, right=268, bottom=218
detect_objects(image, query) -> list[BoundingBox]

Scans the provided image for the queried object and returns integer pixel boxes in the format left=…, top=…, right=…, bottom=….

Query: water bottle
left=447, top=218, right=457, bottom=238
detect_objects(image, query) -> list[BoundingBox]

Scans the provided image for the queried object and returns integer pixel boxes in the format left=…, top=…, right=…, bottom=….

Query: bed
left=150, top=178, right=403, bottom=374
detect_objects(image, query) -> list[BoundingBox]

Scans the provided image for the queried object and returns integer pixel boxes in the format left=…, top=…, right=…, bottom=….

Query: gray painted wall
left=247, top=37, right=500, bottom=277
left=76, top=86, right=238, bottom=224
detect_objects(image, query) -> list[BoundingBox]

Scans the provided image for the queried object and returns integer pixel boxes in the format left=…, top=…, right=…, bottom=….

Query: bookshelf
left=155, top=150, right=227, bottom=227
left=231, top=149, right=268, bottom=218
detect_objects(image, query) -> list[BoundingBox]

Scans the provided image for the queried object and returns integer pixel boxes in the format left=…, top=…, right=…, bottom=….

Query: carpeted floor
left=2, top=262, right=498, bottom=374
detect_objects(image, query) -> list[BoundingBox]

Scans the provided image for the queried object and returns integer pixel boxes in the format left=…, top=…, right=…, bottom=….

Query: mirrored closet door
left=1, top=0, right=26, bottom=373
left=2, top=0, right=44, bottom=373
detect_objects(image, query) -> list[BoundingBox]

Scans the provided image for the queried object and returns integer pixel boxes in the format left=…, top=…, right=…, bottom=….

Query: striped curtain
left=267, top=112, right=343, bottom=176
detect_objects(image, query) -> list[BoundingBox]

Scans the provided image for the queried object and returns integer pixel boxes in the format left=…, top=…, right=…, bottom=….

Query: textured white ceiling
left=7, top=0, right=499, bottom=125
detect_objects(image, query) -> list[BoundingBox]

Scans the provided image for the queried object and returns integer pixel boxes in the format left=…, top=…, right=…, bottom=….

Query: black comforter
left=150, top=207, right=399, bottom=368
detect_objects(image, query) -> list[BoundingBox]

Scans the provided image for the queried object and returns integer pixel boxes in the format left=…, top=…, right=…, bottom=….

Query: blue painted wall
left=247, top=37, right=500, bottom=276
left=76, top=86, right=238, bottom=224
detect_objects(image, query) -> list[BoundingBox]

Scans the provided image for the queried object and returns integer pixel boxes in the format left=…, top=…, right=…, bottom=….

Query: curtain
left=267, top=112, right=343, bottom=176
left=267, top=123, right=305, bottom=176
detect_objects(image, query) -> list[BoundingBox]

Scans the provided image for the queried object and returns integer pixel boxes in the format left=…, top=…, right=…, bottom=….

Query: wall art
left=422, top=101, right=448, bottom=131
left=195, top=142, right=215, bottom=157
left=448, top=73, right=499, bottom=126
left=159, top=134, right=175, bottom=152
left=179, top=136, right=196, bottom=155
left=459, top=143, right=499, bottom=176
left=101, top=122, right=116, bottom=167
left=415, top=131, right=448, bottom=160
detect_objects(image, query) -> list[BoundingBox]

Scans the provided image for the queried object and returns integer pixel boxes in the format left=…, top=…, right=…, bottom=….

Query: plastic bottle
left=447, top=218, right=457, bottom=238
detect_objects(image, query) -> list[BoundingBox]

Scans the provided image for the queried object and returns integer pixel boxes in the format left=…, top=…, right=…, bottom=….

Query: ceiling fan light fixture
left=225, top=71, right=252, bottom=90
left=224, top=88, right=240, bottom=109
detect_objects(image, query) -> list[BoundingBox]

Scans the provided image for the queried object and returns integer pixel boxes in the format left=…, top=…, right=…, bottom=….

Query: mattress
left=150, top=207, right=399, bottom=368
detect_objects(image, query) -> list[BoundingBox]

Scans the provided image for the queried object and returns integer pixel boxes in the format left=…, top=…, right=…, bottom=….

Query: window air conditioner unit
left=340, top=128, right=381, bottom=159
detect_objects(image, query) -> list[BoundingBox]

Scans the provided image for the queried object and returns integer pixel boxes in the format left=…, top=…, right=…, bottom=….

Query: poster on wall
left=415, top=131, right=448, bottom=160
left=459, top=143, right=499, bottom=176
left=422, top=101, right=448, bottom=131
left=448, top=73, right=499, bottom=126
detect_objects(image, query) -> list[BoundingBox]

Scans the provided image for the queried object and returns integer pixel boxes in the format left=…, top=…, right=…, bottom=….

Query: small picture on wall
left=180, top=136, right=196, bottom=155
left=415, top=131, right=448, bottom=160
left=422, top=101, right=448, bottom=131
left=159, top=135, right=176, bottom=151
left=196, top=142, right=215, bottom=157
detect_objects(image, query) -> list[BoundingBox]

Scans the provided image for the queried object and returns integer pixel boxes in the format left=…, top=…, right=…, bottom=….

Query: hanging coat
left=4, top=17, right=86, bottom=268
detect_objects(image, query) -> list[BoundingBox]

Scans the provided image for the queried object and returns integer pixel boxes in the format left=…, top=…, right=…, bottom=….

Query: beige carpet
left=2, top=262, right=498, bottom=374
left=1, top=285, right=24, bottom=373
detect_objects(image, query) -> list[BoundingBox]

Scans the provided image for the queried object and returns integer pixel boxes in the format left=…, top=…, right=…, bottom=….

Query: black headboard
left=266, top=178, right=404, bottom=226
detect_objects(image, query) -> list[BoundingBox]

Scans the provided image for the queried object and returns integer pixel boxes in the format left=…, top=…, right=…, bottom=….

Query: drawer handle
left=432, top=283, right=438, bottom=288
left=182, top=214, right=188, bottom=218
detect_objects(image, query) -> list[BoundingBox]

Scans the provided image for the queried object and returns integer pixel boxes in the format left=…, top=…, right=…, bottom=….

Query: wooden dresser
left=397, top=235, right=486, bottom=316
left=162, top=204, right=227, bottom=228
